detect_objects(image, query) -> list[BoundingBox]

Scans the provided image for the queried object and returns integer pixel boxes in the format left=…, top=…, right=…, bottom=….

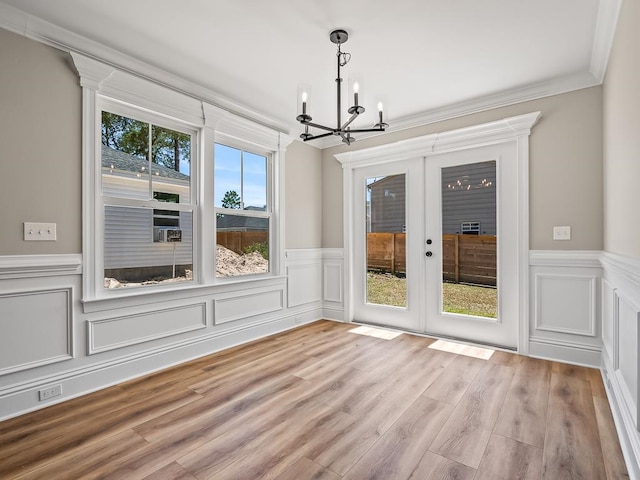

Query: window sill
left=81, top=274, right=286, bottom=314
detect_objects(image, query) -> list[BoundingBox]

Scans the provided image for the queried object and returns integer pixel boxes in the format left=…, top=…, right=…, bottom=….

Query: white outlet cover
left=553, top=225, right=571, bottom=240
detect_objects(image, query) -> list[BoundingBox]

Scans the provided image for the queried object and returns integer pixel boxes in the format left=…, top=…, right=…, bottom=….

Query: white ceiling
left=0, top=0, right=619, bottom=147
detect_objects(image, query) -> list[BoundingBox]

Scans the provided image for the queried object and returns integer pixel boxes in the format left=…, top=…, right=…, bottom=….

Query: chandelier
left=296, top=29, right=388, bottom=145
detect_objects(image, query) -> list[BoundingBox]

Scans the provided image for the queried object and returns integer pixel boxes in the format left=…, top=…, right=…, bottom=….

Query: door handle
left=425, top=251, right=433, bottom=257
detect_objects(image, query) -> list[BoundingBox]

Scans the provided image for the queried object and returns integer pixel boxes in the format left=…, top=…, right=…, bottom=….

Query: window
left=153, top=192, right=180, bottom=228
left=461, top=221, right=481, bottom=235
left=101, top=109, right=195, bottom=289
left=214, top=143, right=270, bottom=278
left=74, top=52, right=288, bottom=303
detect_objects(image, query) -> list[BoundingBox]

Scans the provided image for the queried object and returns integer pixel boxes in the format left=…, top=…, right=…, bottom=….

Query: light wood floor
left=0, top=320, right=629, bottom=480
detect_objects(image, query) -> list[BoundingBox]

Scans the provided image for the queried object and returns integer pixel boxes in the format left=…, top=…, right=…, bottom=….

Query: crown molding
left=590, top=0, right=623, bottom=82
left=315, top=71, right=598, bottom=149
left=0, top=2, right=289, bottom=135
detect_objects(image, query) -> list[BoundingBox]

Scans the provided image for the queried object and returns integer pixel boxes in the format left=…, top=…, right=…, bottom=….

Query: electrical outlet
left=553, top=225, right=571, bottom=240
left=39, top=385, right=62, bottom=401
left=24, top=222, right=57, bottom=241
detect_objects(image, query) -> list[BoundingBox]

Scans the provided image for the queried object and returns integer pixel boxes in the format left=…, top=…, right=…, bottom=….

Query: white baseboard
left=0, top=308, right=323, bottom=422
left=603, top=354, right=640, bottom=480
left=528, top=336, right=602, bottom=367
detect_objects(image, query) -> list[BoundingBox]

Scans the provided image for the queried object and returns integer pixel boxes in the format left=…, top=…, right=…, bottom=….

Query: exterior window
left=214, top=143, right=270, bottom=277
left=153, top=192, right=180, bottom=228
left=461, top=221, right=481, bottom=235
left=101, top=110, right=194, bottom=288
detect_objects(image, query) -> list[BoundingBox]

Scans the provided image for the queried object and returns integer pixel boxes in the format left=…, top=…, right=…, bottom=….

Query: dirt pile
left=216, top=245, right=268, bottom=276
left=104, top=246, right=267, bottom=288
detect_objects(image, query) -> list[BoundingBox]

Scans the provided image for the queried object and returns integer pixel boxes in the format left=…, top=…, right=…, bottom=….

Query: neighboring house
left=368, top=161, right=496, bottom=235
left=441, top=161, right=496, bottom=235
left=102, top=145, right=193, bottom=280
left=367, top=175, right=406, bottom=233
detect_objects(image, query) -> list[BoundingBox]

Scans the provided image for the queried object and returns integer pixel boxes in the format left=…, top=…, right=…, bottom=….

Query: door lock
left=425, top=251, right=433, bottom=257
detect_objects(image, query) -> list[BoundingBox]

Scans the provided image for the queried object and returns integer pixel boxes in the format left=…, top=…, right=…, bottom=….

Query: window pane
left=216, top=214, right=269, bottom=277
left=214, top=144, right=242, bottom=209
left=104, top=205, right=193, bottom=288
left=243, top=151, right=267, bottom=210
left=151, top=125, right=191, bottom=201
left=366, top=174, right=407, bottom=308
left=441, top=161, right=497, bottom=318
left=101, top=112, right=149, bottom=200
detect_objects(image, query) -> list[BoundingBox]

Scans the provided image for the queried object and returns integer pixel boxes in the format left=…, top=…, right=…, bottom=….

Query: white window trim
left=72, top=52, right=293, bottom=310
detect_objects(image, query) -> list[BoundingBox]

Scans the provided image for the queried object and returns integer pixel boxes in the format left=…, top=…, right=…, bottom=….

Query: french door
left=352, top=142, right=520, bottom=349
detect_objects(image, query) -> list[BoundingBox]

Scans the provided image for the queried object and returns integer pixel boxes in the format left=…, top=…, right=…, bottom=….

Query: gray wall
left=322, top=86, right=604, bottom=251
left=0, top=28, right=323, bottom=255
left=603, top=0, right=640, bottom=258
left=0, top=28, right=81, bottom=255
left=285, top=140, right=322, bottom=249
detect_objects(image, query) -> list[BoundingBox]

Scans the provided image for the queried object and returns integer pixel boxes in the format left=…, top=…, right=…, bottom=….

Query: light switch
left=24, top=222, right=57, bottom=241
left=553, top=226, right=571, bottom=240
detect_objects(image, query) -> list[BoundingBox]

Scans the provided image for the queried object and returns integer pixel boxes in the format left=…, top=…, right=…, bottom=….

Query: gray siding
left=369, top=174, right=406, bottom=233
left=104, top=207, right=193, bottom=270
left=441, top=161, right=496, bottom=235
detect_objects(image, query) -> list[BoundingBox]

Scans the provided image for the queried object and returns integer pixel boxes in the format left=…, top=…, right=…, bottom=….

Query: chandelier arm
left=301, top=131, right=334, bottom=142
left=340, top=112, right=360, bottom=131
left=343, top=127, right=387, bottom=133
left=300, top=120, right=336, bottom=133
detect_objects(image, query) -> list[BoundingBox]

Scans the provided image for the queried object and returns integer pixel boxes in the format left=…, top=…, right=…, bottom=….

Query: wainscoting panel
left=534, top=274, right=596, bottom=336
left=287, top=263, right=321, bottom=308
left=322, top=248, right=344, bottom=321
left=214, top=287, right=284, bottom=325
left=616, top=293, right=639, bottom=426
left=601, top=252, right=640, bottom=480
left=88, top=303, right=207, bottom=354
left=602, top=278, right=617, bottom=365
left=0, top=288, right=73, bottom=375
left=529, top=251, right=602, bottom=367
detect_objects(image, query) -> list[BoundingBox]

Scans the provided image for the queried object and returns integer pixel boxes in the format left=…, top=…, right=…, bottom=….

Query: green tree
left=221, top=190, right=241, bottom=209
left=101, top=112, right=190, bottom=172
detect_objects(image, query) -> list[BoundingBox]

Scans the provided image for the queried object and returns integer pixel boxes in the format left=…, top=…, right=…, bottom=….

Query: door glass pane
left=366, top=174, right=406, bottom=307
left=441, top=161, right=497, bottom=318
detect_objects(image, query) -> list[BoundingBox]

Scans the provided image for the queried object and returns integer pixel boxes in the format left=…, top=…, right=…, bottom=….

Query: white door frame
left=335, top=111, right=540, bottom=354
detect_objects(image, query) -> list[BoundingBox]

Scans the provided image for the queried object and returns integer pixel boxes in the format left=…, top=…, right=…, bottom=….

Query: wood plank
left=13, top=429, right=149, bottom=480
left=142, top=462, right=198, bottom=480
left=343, top=396, right=454, bottom=479
left=423, top=354, right=486, bottom=405
left=405, top=451, right=476, bottom=480
left=429, top=363, right=515, bottom=468
left=474, top=434, right=542, bottom=480
left=494, top=356, right=551, bottom=447
left=274, top=457, right=340, bottom=480
left=542, top=373, right=607, bottom=480
left=593, top=396, right=630, bottom=480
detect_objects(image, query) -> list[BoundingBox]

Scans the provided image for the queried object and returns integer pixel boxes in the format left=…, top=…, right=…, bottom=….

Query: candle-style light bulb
left=378, top=102, right=384, bottom=123
left=301, top=91, right=308, bottom=114
left=353, top=82, right=359, bottom=106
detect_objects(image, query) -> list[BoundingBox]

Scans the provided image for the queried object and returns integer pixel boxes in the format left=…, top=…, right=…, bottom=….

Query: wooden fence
left=217, top=231, right=268, bottom=255
left=367, top=233, right=496, bottom=286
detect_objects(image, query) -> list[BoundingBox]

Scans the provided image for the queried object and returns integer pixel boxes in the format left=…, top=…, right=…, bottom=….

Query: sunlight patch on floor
left=348, top=325, right=403, bottom=340
left=428, top=339, right=494, bottom=360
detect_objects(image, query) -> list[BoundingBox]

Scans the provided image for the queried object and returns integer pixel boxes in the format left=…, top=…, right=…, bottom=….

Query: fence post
left=391, top=233, right=396, bottom=275
left=454, top=234, right=460, bottom=283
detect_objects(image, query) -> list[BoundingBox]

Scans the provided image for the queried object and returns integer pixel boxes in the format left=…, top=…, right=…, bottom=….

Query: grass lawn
left=366, top=272, right=497, bottom=318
